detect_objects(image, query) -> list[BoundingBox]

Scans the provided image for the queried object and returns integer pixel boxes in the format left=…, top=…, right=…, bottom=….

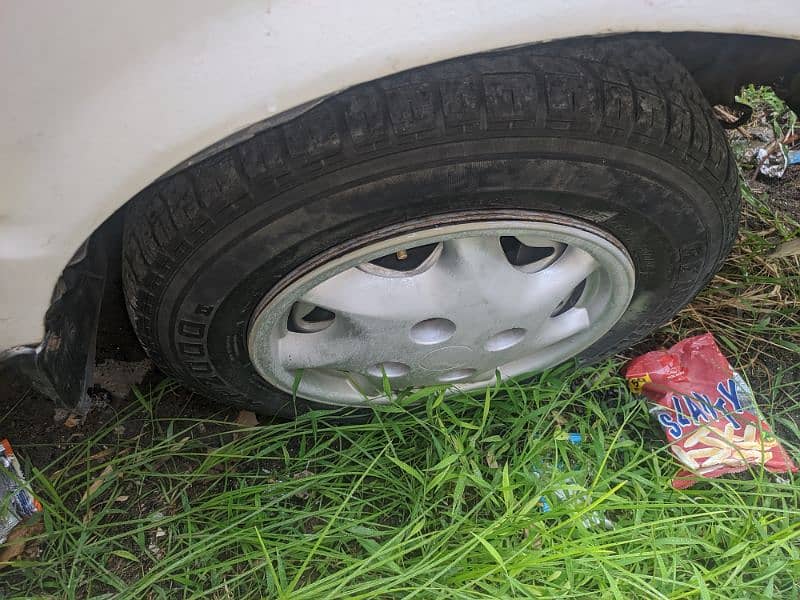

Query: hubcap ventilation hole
left=438, top=368, right=476, bottom=382
left=410, top=318, right=456, bottom=345
left=551, top=279, right=587, bottom=317
left=369, top=242, right=440, bottom=272
left=500, top=236, right=564, bottom=272
left=484, top=328, right=526, bottom=352
left=287, top=302, right=335, bottom=333
left=366, top=362, right=411, bottom=378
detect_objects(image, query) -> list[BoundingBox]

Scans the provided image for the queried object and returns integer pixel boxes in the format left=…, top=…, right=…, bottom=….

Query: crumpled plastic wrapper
left=626, top=334, right=798, bottom=489
left=1, top=439, right=41, bottom=544
left=756, top=147, right=789, bottom=178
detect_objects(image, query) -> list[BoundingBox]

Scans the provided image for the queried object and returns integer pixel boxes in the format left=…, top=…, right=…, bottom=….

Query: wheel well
left=654, top=32, right=800, bottom=112
left=158, top=32, right=800, bottom=181
left=33, top=30, right=800, bottom=407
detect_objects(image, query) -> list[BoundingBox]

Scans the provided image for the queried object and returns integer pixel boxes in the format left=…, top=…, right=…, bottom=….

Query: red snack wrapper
left=626, top=334, right=797, bottom=489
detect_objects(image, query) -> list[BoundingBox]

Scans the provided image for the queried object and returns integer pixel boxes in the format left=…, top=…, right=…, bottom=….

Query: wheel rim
left=248, top=212, right=635, bottom=406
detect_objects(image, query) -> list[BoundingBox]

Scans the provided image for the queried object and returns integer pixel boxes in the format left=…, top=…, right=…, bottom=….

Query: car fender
left=1, top=0, right=799, bottom=350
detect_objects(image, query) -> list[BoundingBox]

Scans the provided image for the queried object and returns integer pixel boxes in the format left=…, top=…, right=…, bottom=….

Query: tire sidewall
left=154, top=138, right=722, bottom=415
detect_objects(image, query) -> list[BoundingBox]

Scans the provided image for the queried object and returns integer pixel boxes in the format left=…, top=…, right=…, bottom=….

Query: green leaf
left=502, top=462, right=513, bottom=512
left=387, top=456, right=425, bottom=485
left=111, top=550, right=140, bottom=563
left=471, top=532, right=506, bottom=573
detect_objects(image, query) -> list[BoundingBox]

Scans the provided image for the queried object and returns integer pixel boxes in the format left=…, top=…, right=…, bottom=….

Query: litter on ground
left=626, top=334, right=798, bottom=489
left=1, top=439, right=41, bottom=545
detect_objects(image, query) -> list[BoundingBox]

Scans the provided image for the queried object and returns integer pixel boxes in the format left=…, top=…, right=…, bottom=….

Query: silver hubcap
left=248, top=213, right=635, bottom=406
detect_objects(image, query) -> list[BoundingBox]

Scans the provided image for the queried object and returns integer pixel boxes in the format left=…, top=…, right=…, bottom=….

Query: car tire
left=122, top=37, right=739, bottom=417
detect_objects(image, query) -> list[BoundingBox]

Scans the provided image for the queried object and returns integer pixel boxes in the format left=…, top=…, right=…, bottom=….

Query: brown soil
left=753, top=163, right=800, bottom=222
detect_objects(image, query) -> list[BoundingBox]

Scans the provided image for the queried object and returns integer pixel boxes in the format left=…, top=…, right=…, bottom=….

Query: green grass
left=659, top=183, right=800, bottom=378
left=2, top=89, right=800, bottom=598
left=737, top=84, right=797, bottom=143
left=4, top=356, right=800, bottom=599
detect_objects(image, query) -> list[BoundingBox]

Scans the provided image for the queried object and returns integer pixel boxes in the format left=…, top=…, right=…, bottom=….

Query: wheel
left=122, top=38, right=740, bottom=417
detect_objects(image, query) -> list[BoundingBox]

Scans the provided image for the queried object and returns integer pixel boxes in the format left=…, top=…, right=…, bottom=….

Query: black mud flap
left=1, top=232, right=108, bottom=412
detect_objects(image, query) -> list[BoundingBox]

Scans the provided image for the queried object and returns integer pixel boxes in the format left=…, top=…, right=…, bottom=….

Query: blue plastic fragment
left=567, top=432, right=582, bottom=444
left=789, top=150, right=800, bottom=166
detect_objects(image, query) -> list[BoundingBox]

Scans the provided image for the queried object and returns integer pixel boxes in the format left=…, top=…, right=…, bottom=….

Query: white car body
left=1, top=0, right=799, bottom=350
